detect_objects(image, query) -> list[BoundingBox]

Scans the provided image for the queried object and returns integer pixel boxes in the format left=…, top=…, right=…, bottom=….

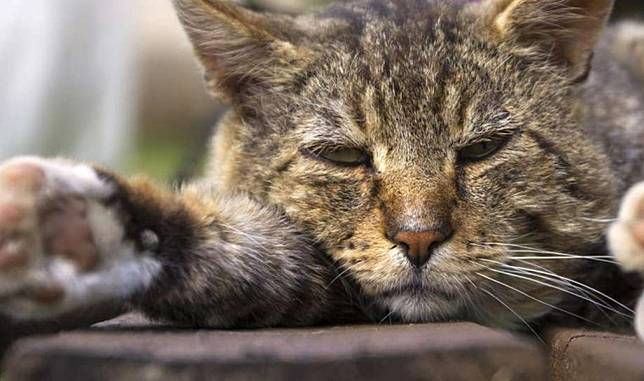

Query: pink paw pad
left=0, top=243, right=29, bottom=272
left=633, top=198, right=644, bottom=245
left=0, top=202, right=29, bottom=226
left=0, top=163, right=45, bottom=192
left=0, top=201, right=32, bottom=273
left=41, top=197, right=100, bottom=272
left=633, top=221, right=644, bottom=246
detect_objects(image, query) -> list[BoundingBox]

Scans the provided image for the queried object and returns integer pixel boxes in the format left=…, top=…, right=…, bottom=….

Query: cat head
left=174, top=0, right=619, bottom=327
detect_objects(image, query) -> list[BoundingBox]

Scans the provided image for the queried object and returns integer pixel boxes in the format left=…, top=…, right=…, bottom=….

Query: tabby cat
left=1, top=0, right=643, bottom=337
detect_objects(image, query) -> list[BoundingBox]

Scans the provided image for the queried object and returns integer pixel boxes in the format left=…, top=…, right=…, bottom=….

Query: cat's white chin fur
left=0, top=157, right=161, bottom=320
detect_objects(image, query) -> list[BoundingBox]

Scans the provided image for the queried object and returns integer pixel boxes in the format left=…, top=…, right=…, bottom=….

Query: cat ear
left=482, top=0, right=614, bottom=81
left=172, top=0, right=313, bottom=101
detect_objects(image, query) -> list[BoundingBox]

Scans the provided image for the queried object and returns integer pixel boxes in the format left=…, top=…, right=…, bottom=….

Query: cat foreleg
left=0, top=157, right=355, bottom=328
left=123, top=182, right=356, bottom=328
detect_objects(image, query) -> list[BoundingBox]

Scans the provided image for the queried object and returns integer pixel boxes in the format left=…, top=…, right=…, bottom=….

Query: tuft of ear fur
left=172, top=0, right=313, bottom=101
left=480, top=0, right=614, bottom=82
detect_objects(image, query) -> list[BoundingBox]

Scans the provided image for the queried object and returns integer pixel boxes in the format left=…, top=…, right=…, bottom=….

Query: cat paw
left=608, top=182, right=644, bottom=273
left=636, top=294, right=644, bottom=340
left=0, top=157, right=160, bottom=320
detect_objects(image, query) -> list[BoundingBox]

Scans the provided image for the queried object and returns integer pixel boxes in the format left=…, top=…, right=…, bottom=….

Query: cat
left=0, top=0, right=643, bottom=337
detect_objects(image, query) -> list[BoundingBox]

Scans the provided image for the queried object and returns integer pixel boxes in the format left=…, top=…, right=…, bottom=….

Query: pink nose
left=394, top=230, right=449, bottom=268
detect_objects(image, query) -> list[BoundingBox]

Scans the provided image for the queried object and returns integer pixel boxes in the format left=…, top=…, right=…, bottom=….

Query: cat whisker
left=506, top=251, right=614, bottom=259
left=483, top=267, right=633, bottom=319
left=477, top=242, right=571, bottom=253
left=478, top=242, right=600, bottom=255
left=579, top=217, right=617, bottom=223
left=488, top=259, right=634, bottom=314
left=481, top=258, right=633, bottom=316
left=505, top=253, right=615, bottom=259
left=501, top=268, right=629, bottom=326
left=379, top=310, right=395, bottom=324
left=475, top=272, right=601, bottom=326
left=507, top=255, right=618, bottom=265
left=509, top=258, right=622, bottom=326
left=462, top=277, right=487, bottom=322
left=475, top=284, right=545, bottom=344
left=447, top=274, right=481, bottom=319
left=473, top=242, right=619, bottom=264
left=506, top=232, right=536, bottom=243
left=326, top=265, right=354, bottom=289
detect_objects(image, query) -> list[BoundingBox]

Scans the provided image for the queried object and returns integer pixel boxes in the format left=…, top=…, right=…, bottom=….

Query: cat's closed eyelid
left=300, top=146, right=371, bottom=168
left=456, top=132, right=517, bottom=164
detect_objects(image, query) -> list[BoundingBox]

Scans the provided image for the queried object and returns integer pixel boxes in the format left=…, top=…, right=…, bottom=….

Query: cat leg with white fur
left=609, top=182, right=644, bottom=339
left=0, top=157, right=162, bottom=321
left=0, top=157, right=357, bottom=328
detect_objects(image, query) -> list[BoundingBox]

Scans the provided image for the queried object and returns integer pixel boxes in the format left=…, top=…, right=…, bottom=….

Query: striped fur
left=0, top=0, right=643, bottom=333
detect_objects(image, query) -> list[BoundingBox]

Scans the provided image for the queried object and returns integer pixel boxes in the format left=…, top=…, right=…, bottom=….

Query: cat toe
left=0, top=241, right=30, bottom=273
left=0, top=157, right=160, bottom=321
left=636, top=293, right=644, bottom=341
left=633, top=221, right=644, bottom=246
left=0, top=161, right=45, bottom=192
left=40, top=196, right=100, bottom=272
left=0, top=199, right=37, bottom=278
left=609, top=182, right=644, bottom=272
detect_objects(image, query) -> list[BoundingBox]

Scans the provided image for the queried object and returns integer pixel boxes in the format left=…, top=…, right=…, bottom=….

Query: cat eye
left=305, top=147, right=370, bottom=167
left=457, top=137, right=508, bottom=163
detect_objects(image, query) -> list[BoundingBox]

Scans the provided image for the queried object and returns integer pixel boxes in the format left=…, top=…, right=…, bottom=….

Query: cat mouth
left=375, top=279, right=458, bottom=300
left=375, top=278, right=470, bottom=323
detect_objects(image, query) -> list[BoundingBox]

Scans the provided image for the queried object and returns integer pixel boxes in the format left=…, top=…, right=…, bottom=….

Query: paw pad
left=632, top=190, right=644, bottom=246
left=0, top=201, right=31, bottom=227
left=0, top=157, right=147, bottom=320
left=610, top=182, right=644, bottom=273
left=633, top=221, right=644, bottom=247
left=0, top=243, right=29, bottom=272
left=0, top=162, right=44, bottom=192
left=41, top=197, right=100, bottom=271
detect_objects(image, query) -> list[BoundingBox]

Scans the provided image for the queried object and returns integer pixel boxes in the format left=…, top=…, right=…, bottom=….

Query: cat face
left=174, top=0, right=618, bottom=327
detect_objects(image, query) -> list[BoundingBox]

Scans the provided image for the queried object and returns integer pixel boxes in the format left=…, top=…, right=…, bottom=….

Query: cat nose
left=394, top=229, right=450, bottom=268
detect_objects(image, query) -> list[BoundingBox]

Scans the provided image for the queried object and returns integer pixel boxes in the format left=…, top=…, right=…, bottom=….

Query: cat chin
left=381, top=293, right=465, bottom=323
left=381, top=289, right=553, bottom=329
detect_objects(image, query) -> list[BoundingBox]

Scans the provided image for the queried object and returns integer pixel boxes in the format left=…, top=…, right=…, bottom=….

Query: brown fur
left=3, top=0, right=644, bottom=332
left=158, top=0, right=644, bottom=328
left=130, top=0, right=644, bottom=329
